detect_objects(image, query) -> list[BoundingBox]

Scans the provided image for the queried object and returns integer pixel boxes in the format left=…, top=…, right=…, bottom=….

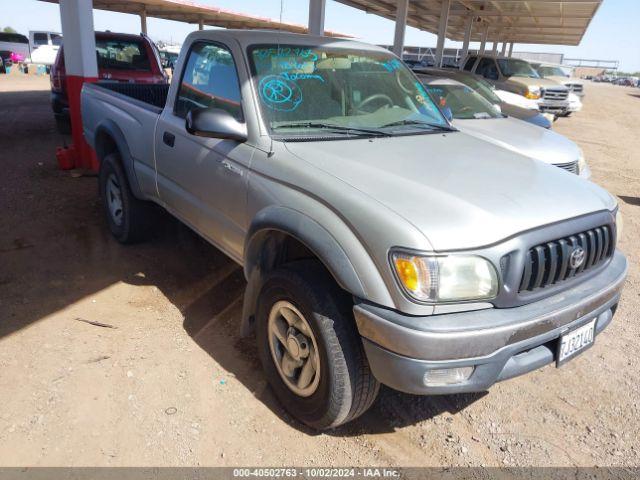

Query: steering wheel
left=355, top=93, right=394, bottom=114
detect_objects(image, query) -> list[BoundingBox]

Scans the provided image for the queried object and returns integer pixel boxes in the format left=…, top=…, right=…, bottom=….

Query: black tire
left=256, top=261, right=379, bottom=430
left=54, top=115, right=71, bottom=135
left=98, top=152, right=156, bottom=244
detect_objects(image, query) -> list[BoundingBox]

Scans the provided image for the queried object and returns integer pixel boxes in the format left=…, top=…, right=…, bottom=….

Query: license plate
left=557, top=319, right=596, bottom=366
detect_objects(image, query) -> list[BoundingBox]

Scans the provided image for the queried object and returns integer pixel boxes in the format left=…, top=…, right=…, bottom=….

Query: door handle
left=162, top=131, right=175, bottom=147
left=221, top=160, right=243, bottom=176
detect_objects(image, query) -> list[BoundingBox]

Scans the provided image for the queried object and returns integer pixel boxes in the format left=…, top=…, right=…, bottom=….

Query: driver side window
left=175, top=42, right=243, bottom=121
left=476, top=58, right=499, bottom=81
left=463, top=56, right=477, bottom=72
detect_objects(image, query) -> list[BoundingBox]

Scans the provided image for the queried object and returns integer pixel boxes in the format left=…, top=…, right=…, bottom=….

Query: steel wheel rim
left=267, top=300, right=321, bottom=397
left=106, top=173, right=123, bottom=226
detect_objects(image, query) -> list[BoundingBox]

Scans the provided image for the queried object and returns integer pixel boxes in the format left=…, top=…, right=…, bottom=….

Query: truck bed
left=97, top=82, right=170, bottom=110
left=82, top=81, right=166, bottom=200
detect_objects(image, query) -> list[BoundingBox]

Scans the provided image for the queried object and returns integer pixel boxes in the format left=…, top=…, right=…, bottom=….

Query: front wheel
left=256, top=261, right=379, bottom=430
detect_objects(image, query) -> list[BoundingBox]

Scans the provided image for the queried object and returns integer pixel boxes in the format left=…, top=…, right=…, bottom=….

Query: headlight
left=616, top=209, right=623, bottom=241
left=577, top=149, right=588, bottom=174
left=525, top=86, right=541, bottom=100
left=391, top=252, right=498, bottom=303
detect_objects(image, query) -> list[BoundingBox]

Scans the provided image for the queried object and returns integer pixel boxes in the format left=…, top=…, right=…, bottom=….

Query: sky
left=2, top=0, right=639, bottom=72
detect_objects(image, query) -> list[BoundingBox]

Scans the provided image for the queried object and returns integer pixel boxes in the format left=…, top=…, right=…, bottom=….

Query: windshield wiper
left=272, top=122, right=391, bottom=137
left=380, top=119, right=456, bottom=131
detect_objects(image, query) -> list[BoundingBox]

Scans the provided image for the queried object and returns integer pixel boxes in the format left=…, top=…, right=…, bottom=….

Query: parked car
left=413, top=67, right=552, bottom=129
left=29, top=30, right=62, bottom=66
left=159, top=46, right=180, bottom=71
left=462, top=54, right=570, bottom=116
left=532, top=62, right=585, bottom=98
left=51, top=31, right=168, bottom=133
left=0, top=32, right=30, bottom=63
left=419, top=76, right=590, bottom=178
left=82, top=30, right=627, bottom=429
left=567, top=92, right=583, bottom=115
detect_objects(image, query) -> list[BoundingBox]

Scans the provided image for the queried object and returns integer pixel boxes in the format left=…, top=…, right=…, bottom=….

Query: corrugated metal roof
left=39, top=0, right=349, bottom=37
left=334, top=0, right=603, bottom=45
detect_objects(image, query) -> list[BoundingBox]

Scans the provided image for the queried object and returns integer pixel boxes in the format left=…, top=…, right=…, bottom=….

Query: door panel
left=155, top=41, right=251, bottom=261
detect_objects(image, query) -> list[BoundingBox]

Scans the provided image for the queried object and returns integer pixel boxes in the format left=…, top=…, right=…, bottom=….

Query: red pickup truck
left=51, top=31, right=168, bottom=133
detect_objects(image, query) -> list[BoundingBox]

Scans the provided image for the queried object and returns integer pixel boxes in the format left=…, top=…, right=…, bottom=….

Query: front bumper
left=538, top=99, right=570, bottom=115
left=355, top=250, right=627, bottom=395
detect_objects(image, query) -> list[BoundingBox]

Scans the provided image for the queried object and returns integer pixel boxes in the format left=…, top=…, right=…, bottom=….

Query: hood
left=284, top=133, right=615, bottom=251
left=494, top=89, right=540, bottom=110
left=546, top=75, right=582, bottom=86
left=508, top=76, right=567, bottom=89
left=453, top=117, right=579, bottom=165
left=499, top=103, right=538, bottom=120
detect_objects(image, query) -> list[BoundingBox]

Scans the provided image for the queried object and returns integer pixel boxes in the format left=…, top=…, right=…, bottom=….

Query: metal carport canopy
left=334, top=0, right=603, bottom=46
left=39, top=0, right=348, bottom=37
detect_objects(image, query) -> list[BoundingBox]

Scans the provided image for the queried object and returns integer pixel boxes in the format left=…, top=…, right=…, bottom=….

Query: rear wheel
left=54, top=115, right=71, bottom=135
left=256, top=261, right=379, bottom=430
left=98, top=152, right=156, bottom=244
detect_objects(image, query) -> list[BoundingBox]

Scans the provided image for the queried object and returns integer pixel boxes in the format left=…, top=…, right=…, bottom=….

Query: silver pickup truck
left=82, top=30, right=627, bottom=430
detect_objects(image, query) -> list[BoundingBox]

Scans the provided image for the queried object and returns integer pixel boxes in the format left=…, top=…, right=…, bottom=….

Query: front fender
left=240, top=206, right=393, bottom=336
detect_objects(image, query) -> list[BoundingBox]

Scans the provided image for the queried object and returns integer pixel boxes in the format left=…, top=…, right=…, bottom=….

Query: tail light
left=51, top=68, right=62, bottom=91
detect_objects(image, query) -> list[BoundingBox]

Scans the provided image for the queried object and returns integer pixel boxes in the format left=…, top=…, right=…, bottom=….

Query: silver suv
left=82, top=30, right=627, bottom=429
left=462, top=54, right=570, bottom=115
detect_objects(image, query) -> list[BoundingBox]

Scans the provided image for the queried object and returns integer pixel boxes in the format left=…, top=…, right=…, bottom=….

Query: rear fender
left=93, top=120, right=145, bottom=199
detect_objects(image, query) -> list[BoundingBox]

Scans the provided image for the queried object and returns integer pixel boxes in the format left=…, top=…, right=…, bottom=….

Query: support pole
left=508, top=42, right=514, bottom=57
left=434, top=0, right=450, bottom=68
left=57, top=0, right=98, bottom=171
left=308, top=0, right=326, bottom=36
left=491, top=39, right=499, bottom=56
left=500, top=41, right=507, bottom=57
left=198, top=16, right=204, bottom=30
left=140, top=7, right=147, bottom=35
left=392, top=0, right=409, bottom=57
left=460, top=15, right=473, bottom=62
left=479, top=24, right=489, bottom=54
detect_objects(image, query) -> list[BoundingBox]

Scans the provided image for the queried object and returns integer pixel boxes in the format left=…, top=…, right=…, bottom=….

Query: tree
left=3, top=27, right=17, bottom=33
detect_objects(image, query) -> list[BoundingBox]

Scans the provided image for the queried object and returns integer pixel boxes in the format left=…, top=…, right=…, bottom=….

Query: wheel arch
left=240, top=206, right=374, bottom=337
left=93, top=120, right=145, bottom=199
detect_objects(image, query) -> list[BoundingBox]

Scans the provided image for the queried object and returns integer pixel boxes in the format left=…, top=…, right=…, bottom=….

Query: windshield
left=423, top=83, right=502, bottom=120
left=497, top=59, right=540, bottom=79
left=452, top=73, right=501, bottom=105
left=248, top=44, right=448, bottom=138
left=538, top=66, right=569, bottom=78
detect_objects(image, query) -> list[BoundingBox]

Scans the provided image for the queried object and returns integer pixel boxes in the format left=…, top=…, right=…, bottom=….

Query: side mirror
left=442, top=106, right=454, bottom=122
left=186, top=107, right=247, bottom=142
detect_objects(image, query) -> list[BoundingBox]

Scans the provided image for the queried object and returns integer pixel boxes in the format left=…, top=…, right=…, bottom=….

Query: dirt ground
left=0, top=74, right=638, bottom=467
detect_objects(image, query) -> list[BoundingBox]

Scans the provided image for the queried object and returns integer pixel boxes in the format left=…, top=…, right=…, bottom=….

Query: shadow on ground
left=618, top=195, right=640, bottom=207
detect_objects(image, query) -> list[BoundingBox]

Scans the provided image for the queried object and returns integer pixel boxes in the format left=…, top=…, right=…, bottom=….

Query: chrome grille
left=519, top=225, right=614, bottom=292
left=542, top=88, right=569, bottom=101
left=555, top=160, right=579, bottom=175
left=567, top=83, right=583, bottom=93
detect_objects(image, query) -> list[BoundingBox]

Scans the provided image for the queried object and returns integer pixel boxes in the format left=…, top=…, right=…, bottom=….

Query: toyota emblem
left=569, top=247, right=586, bottom=269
